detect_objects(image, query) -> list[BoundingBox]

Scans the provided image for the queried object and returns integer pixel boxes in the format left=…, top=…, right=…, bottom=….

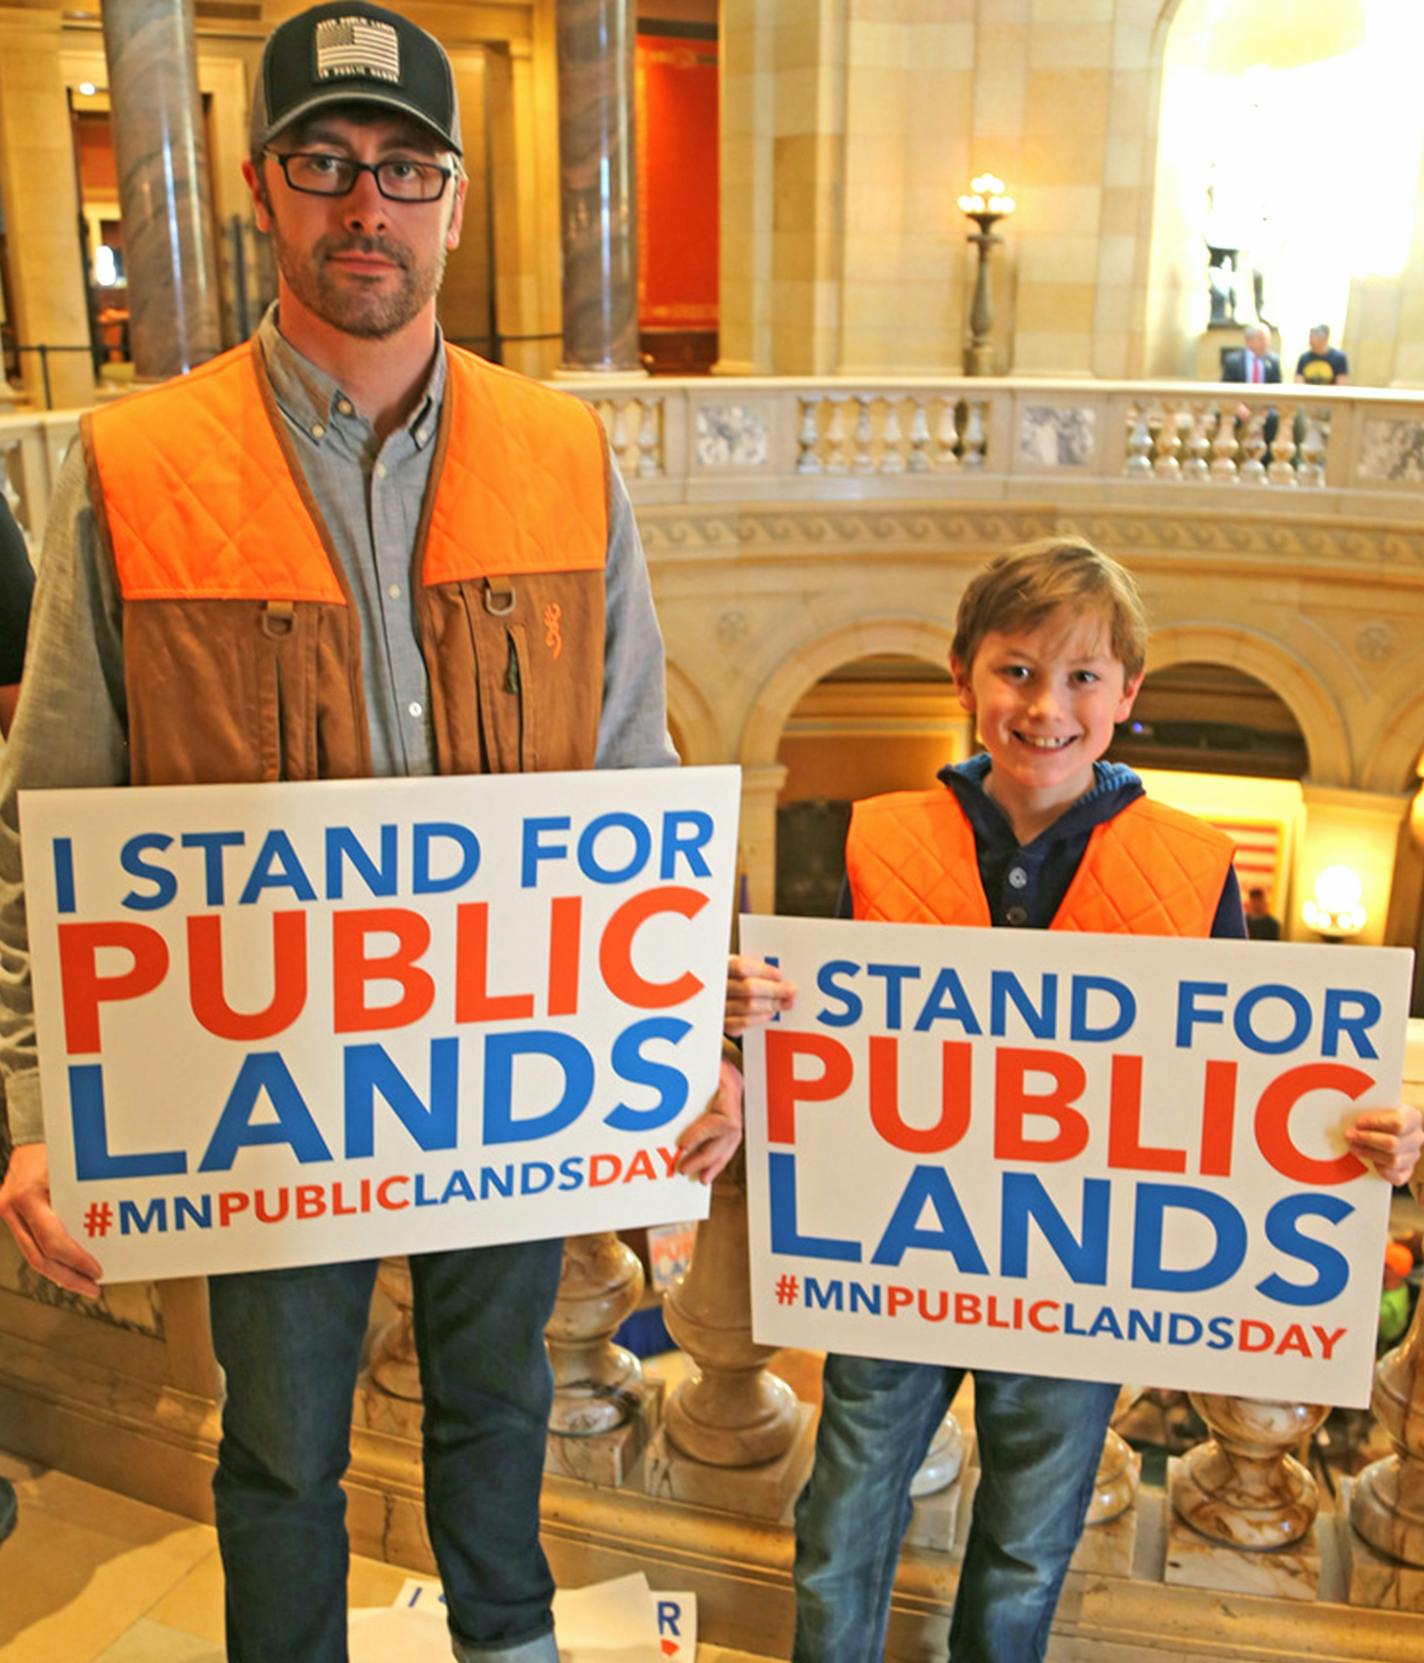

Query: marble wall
left=716, top=0, right=1169, bottom=379
left=0, top=8, right=96, bottom=409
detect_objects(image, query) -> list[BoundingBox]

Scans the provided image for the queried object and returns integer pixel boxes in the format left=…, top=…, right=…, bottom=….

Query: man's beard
left=273, top=226, right=447, bottom=340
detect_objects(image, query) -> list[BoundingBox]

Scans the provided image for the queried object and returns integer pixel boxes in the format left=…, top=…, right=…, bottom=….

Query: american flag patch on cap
left=314, top=16, right=401, bottom=84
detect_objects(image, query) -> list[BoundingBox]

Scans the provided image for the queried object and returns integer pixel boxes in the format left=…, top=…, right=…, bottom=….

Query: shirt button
left=310, top=423, right=325, bottom=440
left=387, top=583, right=401, bottom=599
left=336, top=398, right=353, bottom=416
left=375, top=461, right=388, bottom=480
left=1005, top=905, right=1029, bottom=927
left=414, top=425, right=428, bottom=444
left=1008, top=867, right=1028, bottom=889
left=408, top=701, right=423, bottom=718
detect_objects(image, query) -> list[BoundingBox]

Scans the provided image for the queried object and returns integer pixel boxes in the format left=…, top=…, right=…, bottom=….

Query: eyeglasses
left=265, top=149, right=452, bottom=203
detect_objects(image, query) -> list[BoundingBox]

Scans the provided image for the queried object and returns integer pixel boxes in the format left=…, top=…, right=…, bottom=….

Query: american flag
left=315, top=17, right=401, bottom=84
left=1210, top=816, right=1284, bottom=907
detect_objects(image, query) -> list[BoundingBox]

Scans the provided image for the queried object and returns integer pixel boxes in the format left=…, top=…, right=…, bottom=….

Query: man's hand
left=725, top=953, right=797, bottom=1036
left=1346, top=1106, right=1424, bottom=1188
left=0, top=1143, right=103, bottom=1299
left=675, top=1058, right=744, bottom=1185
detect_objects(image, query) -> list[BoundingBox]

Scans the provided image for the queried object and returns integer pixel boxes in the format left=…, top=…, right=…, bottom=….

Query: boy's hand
left=0, top=1143, right=103, bottom=1299
left=675, top=1057, right=743, bottom=1184
left=1345, top=1106, right=1423, bottom=1187
left=725, top=953, right=797, bottom=1035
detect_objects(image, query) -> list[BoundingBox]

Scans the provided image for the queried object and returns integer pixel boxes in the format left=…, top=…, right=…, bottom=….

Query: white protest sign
left=22, top=767, right=739, bottom=1281
left=742, top=915, right=1412, bottom=1407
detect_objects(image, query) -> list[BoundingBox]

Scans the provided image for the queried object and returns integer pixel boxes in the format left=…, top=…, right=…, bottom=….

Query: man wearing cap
left=0, top=5, right=738, bottom=1659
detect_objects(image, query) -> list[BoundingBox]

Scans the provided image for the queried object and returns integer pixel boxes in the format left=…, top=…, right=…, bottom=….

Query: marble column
left=554, top=0, right=639, bottom=373
left=101, top=0, right=222, bottom=380
left=0, top=10, right=95, bottom=409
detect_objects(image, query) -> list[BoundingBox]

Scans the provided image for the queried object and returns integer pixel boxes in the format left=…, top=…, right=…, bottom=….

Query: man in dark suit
left=1220, top=325, right=1280, bottom=454
left=1221, top=325, right=1281, bottom=385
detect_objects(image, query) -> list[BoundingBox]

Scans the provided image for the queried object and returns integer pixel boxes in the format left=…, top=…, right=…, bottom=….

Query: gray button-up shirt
left=0, top=311, right=676, bottom=1142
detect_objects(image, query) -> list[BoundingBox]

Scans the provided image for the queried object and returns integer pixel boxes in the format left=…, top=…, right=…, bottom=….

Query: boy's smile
left=952, top=611, right=1143, bottom=841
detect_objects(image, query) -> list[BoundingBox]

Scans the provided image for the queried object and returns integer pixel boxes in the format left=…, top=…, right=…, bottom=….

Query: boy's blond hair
left=951, top=538, right=1148, bottom=681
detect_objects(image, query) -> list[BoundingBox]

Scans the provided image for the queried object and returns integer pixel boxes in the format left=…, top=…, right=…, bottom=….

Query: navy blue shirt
left=842, top=755, right=1246, bottom=939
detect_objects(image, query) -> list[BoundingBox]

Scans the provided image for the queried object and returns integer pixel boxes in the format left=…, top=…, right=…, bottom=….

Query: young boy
left=727, top=537, right=1422, bottom=1663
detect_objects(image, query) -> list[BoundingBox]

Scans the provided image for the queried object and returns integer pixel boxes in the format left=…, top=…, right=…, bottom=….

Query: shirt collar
left=256, top=302, right=447, bottom=449
left=937, top=753, right=1144, bottom=848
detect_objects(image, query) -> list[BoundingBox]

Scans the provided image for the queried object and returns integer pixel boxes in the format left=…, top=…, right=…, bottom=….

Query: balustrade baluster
left=1153, top=404, right=1183, bottom=478
left=545, top=1231, right=645, bottom=1436
left=935, top=399, right=960, bottom=471
left=661, top=1142, right=798, bottom=1465
left=1268, top=400, right=1298, bottom=486
left=1209, top=404, right=1239, bottom=482
left=636, top=399, right=663, bottom=478
left=1124, top=407, right=1153, bottom=475
left=608, top=401, right=629, bottom=470
left=912, top=1411, right=965, bottom=1499
left=1349, top=1268, right=1424, bottom=1594
left=961, top=401, right=986, bottom=470
left=1086, top=1386, right=1143, bottom=1525
left=0, top=444, right=24, bottom=538
left=1298, top=412, right=1326, bottom=486
left=646, top=1142, right=814, bottom=1517
left=824, top=398, right=850, bottom=475
left=1166, top=1393, right=1329, bottom=1598
left=906, top=399, right=931, bottom=473
left=903, top=1409, right=969, bottom=1553
left=1183, top=404, right=1212, bottom=481
left=852, top=395, right=876, bottom=474
left=880, top=399, right=906, bottom=474
left=1238, top=409, right=1268, bottom=484
left=796, top=399, right=823, bottom=474
left=367, top=1256, right=421, bottom=1404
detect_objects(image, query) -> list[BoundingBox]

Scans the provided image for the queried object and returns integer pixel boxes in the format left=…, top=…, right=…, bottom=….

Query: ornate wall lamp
left=958, top=174, right=1015, bottom=375
left=1302, top=865, right=1366, bottom=941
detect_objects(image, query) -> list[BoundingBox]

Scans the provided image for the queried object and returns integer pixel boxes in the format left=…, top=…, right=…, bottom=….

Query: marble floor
left=0, top=1448, right=768, bottom=1663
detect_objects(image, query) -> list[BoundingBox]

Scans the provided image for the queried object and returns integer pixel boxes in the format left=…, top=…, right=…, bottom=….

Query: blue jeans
left=208, top=1238, right=565, bottom=1663
left=794, top=1356, right=1119, bottom=1663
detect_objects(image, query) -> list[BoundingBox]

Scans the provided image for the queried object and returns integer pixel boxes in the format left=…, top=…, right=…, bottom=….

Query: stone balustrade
left=5, top=376, right=1424, bottom=559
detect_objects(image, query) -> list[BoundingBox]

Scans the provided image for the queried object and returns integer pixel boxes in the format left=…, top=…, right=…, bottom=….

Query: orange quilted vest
left=80, top=340, right=608, bottom=786
left=846, top=787, right=1234, bottom=937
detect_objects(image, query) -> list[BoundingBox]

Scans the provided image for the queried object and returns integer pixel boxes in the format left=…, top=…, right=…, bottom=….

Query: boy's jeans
left=794, top=1355, right=1119, bottom=1663
left=208, top=1238, right=565, bottom=1663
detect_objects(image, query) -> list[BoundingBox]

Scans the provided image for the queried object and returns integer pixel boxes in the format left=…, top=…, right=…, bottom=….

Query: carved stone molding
left=639, top=501, right=1424, bottom=575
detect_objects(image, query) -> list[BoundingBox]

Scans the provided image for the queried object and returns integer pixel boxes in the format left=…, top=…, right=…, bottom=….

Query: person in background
left=1244, top=884, right=1282, bottom=941
left=0, top=493, right=32, bottom=1549
left=1295, top=324, right=1350, bottom=386
left=1222, top=324, right=1280, bottom=387
left=0, top=498, right=32, bottom=737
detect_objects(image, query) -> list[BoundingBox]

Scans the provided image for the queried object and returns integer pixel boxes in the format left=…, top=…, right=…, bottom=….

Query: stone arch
left=1142, top=624, right=1351, bottom=785
left=738, top=616, right=959, bottom=767
left=663, top=661, right=723, bottom=765
left=1358, top=672, right=1424, bottom=795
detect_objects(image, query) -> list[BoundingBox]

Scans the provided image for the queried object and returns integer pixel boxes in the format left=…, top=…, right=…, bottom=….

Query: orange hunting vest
left=80, top=339, right=609, bottom=787
left=846, top=788, right=1234, bottom=937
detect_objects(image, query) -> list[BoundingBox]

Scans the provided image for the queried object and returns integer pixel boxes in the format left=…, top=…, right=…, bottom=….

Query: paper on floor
left=383, top=1571, right=696, bottom=1661
left=553, top=1571, right=662, bottom=1661
left=349, top=1604, right=452, bottom=1660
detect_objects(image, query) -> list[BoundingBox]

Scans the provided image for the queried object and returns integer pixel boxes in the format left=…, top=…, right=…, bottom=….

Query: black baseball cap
left=251, top=1, right=462, bottom=157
